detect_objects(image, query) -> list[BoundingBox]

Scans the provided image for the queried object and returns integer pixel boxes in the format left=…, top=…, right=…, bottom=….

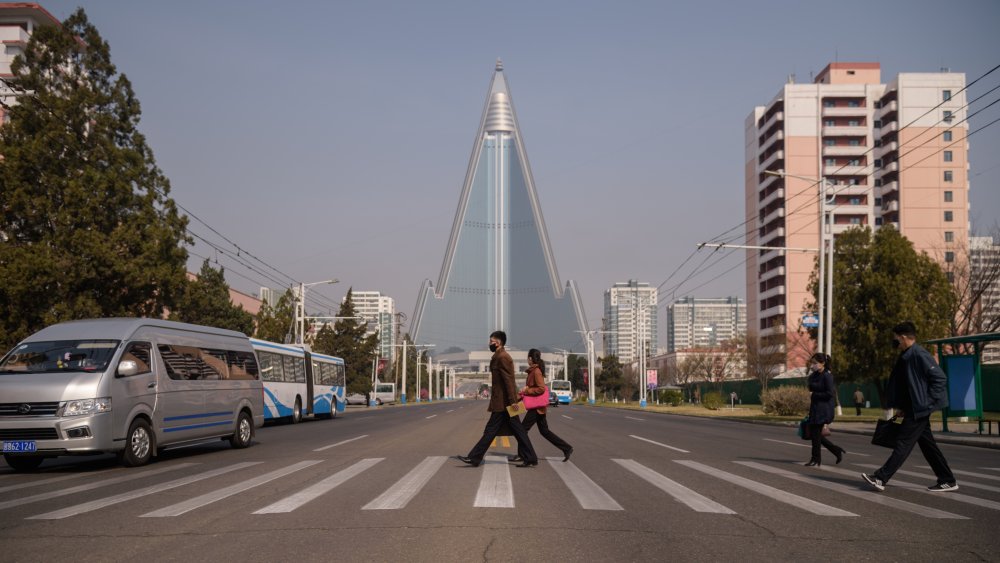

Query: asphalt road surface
left=2, top=401, right=999, bottom=562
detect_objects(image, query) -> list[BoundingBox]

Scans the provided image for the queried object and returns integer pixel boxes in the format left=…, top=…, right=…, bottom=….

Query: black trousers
left=808, top=424, right=841, bottom=462
left=855, top=402, right=863, bottom=416
left=518, top=410, right=572, bottom=458
left=467, top=411, right=537, bottom=464
left=874, top=415, right=955, bottom=485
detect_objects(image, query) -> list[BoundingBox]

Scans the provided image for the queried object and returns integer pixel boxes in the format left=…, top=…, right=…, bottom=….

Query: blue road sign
left=802, top=314, right=819, bottom=328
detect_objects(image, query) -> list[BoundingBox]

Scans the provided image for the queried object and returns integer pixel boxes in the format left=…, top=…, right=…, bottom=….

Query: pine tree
left=311, top=288, right=378, bottom=394
left=171, top=259, right=254, bottom=334
left=0, top=9, right=188, bottom=349
left=254, top=289, right=295, bottom=343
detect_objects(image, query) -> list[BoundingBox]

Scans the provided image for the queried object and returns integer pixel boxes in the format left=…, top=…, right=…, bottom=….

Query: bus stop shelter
left=924, top=332, right=1000, bottom=434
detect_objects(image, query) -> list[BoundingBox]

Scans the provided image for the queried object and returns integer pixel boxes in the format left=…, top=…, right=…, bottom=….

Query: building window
left=875, top=139, right=882, bottom=147
left=848, top=100, right=861, bottom=107
left=943, top=150, right=953, bottom=162
left=848, top=120, right=860, bottom=127
left=945, top=231, right=954, bottom=243
left=875, top=197, right=882, bottom=206
left=947, top=271, right=955, bottom=283
left=944, top=170, right=953, bottom=182
left=824, top=119, right=836, bottom=127
left=824, top=100, right=835, bottom=108
left=943, top=110, right=953, bottom=123
left=943, top=90, right=952, bottom=101
left=944, top=211, right=954, bottom=222
left=875, top=217, right=883, bottom=226
left=849, top=197, right=861, bottom=205
left=874, top=159, right=882, bottom=167
left=944, top=190, right=953, bottom=202
left=943, top=130, right=952, bottom=142
left=874, top=120, right=882, bottom=128
left=848, top=159, right=860, bottom=166
left=825, top=158, right=836, bottom=166
left=824, top=138, right=836, bottom=146
left=945, top=251, right=955, bottom=263
left=850, top=217, right=862, bottom=225
left=875, top=179, right=883, bottom=187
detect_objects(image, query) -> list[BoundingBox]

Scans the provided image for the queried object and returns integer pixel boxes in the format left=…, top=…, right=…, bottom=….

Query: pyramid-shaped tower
left=411, top=60, right=587, bottom=354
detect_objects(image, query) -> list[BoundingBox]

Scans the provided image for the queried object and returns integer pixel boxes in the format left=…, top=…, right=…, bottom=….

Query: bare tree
left=745, top=330, right=787, bottom=389
left=944, top=229, right=1000, bottom=344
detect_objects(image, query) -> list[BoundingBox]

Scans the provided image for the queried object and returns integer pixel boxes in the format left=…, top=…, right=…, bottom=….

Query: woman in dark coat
left=805, top=352, right=845, bottom=467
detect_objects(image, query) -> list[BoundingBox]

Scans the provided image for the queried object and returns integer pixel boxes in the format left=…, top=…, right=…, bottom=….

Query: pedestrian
left=862, top=322, right=958, bottom=492
left=508, top=349, right=573, bottom=464
left=804, top=352, right=845, bottom=467
left=853, top=387, right=865, bottom=416
left=730, top=391, right=739, bottom=406
left=458, top=331, right=539, bottom=468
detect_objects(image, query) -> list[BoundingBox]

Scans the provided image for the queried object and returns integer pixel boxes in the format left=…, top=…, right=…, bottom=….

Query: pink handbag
left=522, top=388, right=549, bottom=410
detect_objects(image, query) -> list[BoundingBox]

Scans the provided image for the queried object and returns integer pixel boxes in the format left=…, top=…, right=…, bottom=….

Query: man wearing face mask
left=862, top=322, right=957, bottom=492
left=458, top=331, right=538, bottom=468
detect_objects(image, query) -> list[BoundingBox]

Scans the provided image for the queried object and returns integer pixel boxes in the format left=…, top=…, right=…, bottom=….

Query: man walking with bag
left=862, top=322, right=958, bottom=492
left=458, top=331, right=538, bottom=468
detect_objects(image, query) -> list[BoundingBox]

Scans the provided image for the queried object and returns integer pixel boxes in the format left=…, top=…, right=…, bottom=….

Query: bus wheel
left=3, top=454, right=44, bottom=472
left=329, top=399, right=337, bottom=419
left=292, top=398, right=303, bottom=424
left=119, top=419, right=153, bottom=467
left=229, top=411, right=253, bottom=449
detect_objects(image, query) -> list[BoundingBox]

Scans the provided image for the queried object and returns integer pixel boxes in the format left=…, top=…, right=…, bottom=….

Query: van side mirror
left=117, top=360, right=139, bottom=377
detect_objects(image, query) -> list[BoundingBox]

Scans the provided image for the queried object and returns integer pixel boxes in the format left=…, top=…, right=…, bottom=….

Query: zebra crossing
left=3, top=454, right=999, bottom=521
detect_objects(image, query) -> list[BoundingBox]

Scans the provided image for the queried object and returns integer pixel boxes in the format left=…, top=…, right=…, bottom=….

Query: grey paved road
left=2, top=402, right=999, bottom=562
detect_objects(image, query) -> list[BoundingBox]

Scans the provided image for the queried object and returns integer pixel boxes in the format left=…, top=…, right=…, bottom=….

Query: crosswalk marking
left=474, top=455, right=514, bottom=508
left=0, top=463, right=197, bottom=511
left=631, top=435, right=690, bottom=453
left=613, top=459, right=734, bottom=514
left=919, top=467, right=1000, bottom=483
left=736, top=461, right=967, bottom=520
left=625, top=416, right=645, bottom=422
left=562, top=415, right=573, bottom=420
left=819, top=465, right=1000, bottom=512
left=762, top=438, right=870, bottom=456
left=313, top=434, right=368, bottom=452
left=426, top=414, right=437, bottom=419
left=675, top=460, right=856, bottom=517
left=142, top=460, right=322, bottom=517
left=27, top=462, right=261, bottom=520
left=854, top=463, right=1000, bottom=493
left=983, top=467, right=1000, bottom=472
left=546, top=458, right=622, bottom=511
left=362, top=456, right=447, bottom=510
left=0, top=471, right=110, bottom=495
left=255, top=458, right=384, bottom=514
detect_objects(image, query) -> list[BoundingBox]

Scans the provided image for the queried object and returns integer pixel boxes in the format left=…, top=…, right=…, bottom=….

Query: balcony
left=760, top=324, right=786, bottom=338
left=822, top=125, right=868, bottom=137
left=758, top=171, right=781, bottom=191
left=880, top=121, right=898, bottom=134
left=831, top=222, right=865, bottom=234
left=760, top=187, right=785, bottom=208
left=879, top=180, right=899, bottom=195
left=761, top=207, right=785, bottom=226
left=761, top=285, right=786, bottom=301
left=760, top=249, right=782, bottom=263
left=876, top=100, right=898, bottom=116
left=822, top=106, right=867, bottom=117
left=761, top=304, right=786, bottom=319
left=882, top=200, right=899, bottom=212
left=824, top=165, right=869, bottom=176
left=761, top=111, right=784, bottom=132
left=882, top=162, right=899, bottom=173
left=759, top=149, right=785, bottom=170
left=875, top=140, right=899, bottom=157
left=759, top=129, right=784, bottom=153
left=830, top=183, right=870, bottom=196
left=823, top=145, right=868, bottom=157
left=760, top=226, right=785, bottom=245
left=760, top=265, right=785, bottom=282
left=0, top=27, right=29, bottom=45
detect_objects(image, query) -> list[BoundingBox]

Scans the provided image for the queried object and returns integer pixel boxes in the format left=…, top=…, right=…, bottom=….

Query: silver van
left=0, top=318, right=264, bottom=471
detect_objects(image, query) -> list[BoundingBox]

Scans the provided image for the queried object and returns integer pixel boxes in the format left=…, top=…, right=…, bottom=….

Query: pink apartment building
left=745, top=62, right=969, bottom=371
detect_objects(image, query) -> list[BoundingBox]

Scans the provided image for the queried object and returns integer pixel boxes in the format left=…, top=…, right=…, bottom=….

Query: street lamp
left=577, top=329, right=613, bottom=405
left=295, top=279, right=339, bottom=345
left=552, top=348, right=571, bottom=382
left=763, top=169, right=835, bottom=355
left=391, top=342, right=434, bottom=404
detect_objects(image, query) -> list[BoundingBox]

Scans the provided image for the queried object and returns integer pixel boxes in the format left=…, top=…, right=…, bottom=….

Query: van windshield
left=0, top=340, right=120, bottom=374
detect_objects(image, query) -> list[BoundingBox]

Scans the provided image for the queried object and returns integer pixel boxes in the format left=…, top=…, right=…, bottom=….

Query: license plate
left=2, top=440, right=37, bottom=453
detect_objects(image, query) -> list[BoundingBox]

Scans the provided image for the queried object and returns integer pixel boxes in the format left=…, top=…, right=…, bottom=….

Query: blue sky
left=39, top=0, right=1000, bottom=349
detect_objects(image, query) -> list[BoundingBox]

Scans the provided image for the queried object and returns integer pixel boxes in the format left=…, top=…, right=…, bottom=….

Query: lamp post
left=391, top=342, right=434, bottom=404
left=295, top=279, right=339, bottom=346
left=552, top=348, right=571, bottom=382
left=577, top=329, right=613, bottom=405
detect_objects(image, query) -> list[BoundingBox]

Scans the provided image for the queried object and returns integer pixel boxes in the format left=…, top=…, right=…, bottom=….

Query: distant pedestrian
left=853, top=387, right=865, bottom=416
left=804, top=353, right=845, bottom=467
left=862, top=322, right=958, bottom=492
left=508, top=349, right=573, bottom=464
left=458, top=331, right=538, bottom=468
left=730, top=391, right=739, bottom=406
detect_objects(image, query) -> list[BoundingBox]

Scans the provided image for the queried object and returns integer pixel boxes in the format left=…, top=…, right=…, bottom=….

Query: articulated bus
left=250, top=339, right=346, bottom=423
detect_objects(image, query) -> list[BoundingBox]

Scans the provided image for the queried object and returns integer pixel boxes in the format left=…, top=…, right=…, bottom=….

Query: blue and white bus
left=250, top=339, right=346, bottom=423
left=550, top=379, right=572, bottom=405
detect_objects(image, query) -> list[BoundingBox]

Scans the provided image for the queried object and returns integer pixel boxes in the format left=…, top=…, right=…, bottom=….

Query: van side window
left=157, top=345, right=226, bottom=381
left=258, top=351, right=284, bottom=382
left=119, top=342, right=152, bottom=376
left=227, top=351, right=259, bottom=380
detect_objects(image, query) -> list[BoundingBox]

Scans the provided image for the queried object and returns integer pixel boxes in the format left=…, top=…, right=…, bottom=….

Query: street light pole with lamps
left=295, top=279, right=339, bottom=345
left=576, top=329, right=613, bottom=405
left=391, top=342, right=434, bottom=404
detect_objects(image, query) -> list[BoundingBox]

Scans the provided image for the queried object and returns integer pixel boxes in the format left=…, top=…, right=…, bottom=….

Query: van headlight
left=59, top=397, right=112, bottom=416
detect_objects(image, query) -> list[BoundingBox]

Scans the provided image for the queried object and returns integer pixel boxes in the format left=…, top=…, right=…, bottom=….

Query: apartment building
left=351, top=291, right=396, bottom=362
left=603, top=280, right=658, bottom=364
left=667, top=297, right=746, bottom=353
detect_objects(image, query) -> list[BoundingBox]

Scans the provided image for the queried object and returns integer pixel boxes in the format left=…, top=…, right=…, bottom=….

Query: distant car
left=345, top=393, right=367, bottom=405
left=548, top=390, right=558, bottom=406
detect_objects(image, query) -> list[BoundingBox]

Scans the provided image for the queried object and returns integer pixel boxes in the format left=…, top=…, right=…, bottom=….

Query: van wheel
left=229, top=411, right=254, bottom=449
left=119, top=419, right=153, bottom=467
left=376, top=398, right=383, bottom=406
left=292, top=398, right=303, bottom=424
left=3, top=454, right=44, bottom=472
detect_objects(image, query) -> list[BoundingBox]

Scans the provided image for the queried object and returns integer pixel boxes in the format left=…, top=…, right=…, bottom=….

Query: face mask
left=892, top=338, right=901, bottom=349
left=489, top=343, right=498, bottom=353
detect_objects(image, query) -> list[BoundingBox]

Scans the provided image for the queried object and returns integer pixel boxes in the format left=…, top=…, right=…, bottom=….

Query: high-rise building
left=667, top=297, right=746, bottom=353
left=351, top=291, right=396, bottom=362
left=745, top=62, right=968, bottom=370
left=970, top=236, right=1000, bottom=364
left=411, top=60, right=587, bottom=361
left=0, top=4, right=60, bottom=120
left=603, top=280, right=657, bottom=364
left=258, top=287, right=278, bottom=307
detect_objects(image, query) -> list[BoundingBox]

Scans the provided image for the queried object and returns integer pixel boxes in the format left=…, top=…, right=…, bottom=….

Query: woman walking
left=805, top=352, right=845, bottom=467
left=509, top=349, right=573, bottom=463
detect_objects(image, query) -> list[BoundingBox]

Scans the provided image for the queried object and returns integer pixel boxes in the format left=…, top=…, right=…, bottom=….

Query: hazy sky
left=38, top=0, right=1000, bottom=349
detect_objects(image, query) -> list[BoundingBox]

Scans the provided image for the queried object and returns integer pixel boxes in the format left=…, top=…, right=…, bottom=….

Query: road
left=2, top=401, right=999, bottom=562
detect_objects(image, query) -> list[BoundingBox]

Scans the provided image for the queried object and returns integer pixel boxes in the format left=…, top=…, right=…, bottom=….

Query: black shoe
left=804, top=460, right=820, bottom=467
left=562, top=448, right=573, bottom=463
left=927, top=482, right=959, bottom=492
left=835, top=449, right=845, bottom=465
left=862, top=472, right=885, bottom=492
left=457, top=455, right=480, bottom=467
left=516, top=461, right=538, bottom=468
left=507, top=456, right=523, bottom=463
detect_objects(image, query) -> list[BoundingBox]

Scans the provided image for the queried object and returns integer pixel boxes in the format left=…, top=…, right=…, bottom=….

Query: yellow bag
left=506, top=401, right=526, bottom=417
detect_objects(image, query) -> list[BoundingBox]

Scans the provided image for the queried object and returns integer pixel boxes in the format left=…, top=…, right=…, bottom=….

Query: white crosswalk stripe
left=313, top=434, right=368, bottom=452
left=474, top=455, right=514, bottom=508
left=920, top=466, right=1000, bottom=482
left=26, top=462, right=261, bottom=520
left=0, top=470, right=111, bottom=495
left=613, top=459, right=734, bottom=514
left=762, top=438, right=870, bottom=456
left=362, top=456, right=447, bottom=510
left=254, top=458, right=383, bottom=514
left=736, top=461, right=967, bottom=519
left=546, top=458, right=622, bottom=511
left=854, top=463, right=1000, bottom=493
left=142, top=460, right=322, bottom=517
left=631, top=435, right=689, bottom=453
left=820, top=465, right=1000, bottom=512
left=0, top=463, right=197, bottom=511
left=675, top=460, right=856, bottom=516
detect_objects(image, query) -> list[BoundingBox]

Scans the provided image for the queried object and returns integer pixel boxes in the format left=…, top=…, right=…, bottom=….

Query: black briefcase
left=872, top=417, right=901, bottom=448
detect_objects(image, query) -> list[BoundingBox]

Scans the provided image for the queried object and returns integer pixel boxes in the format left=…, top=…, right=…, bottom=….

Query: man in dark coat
left=862, top=322, right=957, bottom=492
left=458, top=331, right=538, bottom=467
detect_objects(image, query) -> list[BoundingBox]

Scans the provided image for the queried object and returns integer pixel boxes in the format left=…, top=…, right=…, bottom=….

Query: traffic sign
left=802, top=314, right=819, bottom=328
